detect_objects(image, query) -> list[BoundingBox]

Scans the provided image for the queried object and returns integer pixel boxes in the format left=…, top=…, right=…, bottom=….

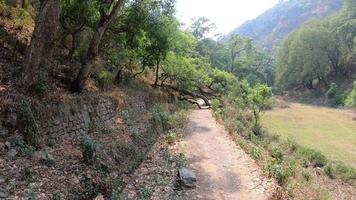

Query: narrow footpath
left=175, top=109, right=275, bottom=200
left=120, top=109, right=276, bottom=200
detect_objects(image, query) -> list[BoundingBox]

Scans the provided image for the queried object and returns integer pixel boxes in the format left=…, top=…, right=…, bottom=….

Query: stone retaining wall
left=35, top=97, right=147, bottom=143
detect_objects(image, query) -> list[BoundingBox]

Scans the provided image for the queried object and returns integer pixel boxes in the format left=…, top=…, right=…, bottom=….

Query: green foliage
left=171, top=153, right=187, bottom=168
left=15, top=140, right=35, bottom=157
left=166, top=130, right=178, bottom=144
left=334, top=162, right=356, bottom=183
left=326, top=83, right=338, bottom=99
left=302, top=170, right=312, bottom=182
left=300, top=148, right=327, bottom=167
left=21, top=166, right=33, bottom=181
left=26, top=191, right=38, bottom=200
left=345, top=81, right=356, bottom=107
left=33, top=71, right=50, bottom=95
left=17, top=100, right=39, bottom=148
left=150, top=104, right=170, bottom=129
left=79, top=135, right=99, bottom=165
left=250, top=147, right=262, bottom=160
left=276, top=2, right=356, bottom=89
left=97, top=70, right=114, bottom=88
left=265, top=160, right=290, bottom=185
left=271, top=146, right=284, bottom=162
left=189, top=17, right=215, bottom=39
left=138, top=187, right=152, bottom=200
left=324, top=165, right=335, bottom=179
left=248, top=84, right=273, bottom=127
left=52, top=192, right=61, bottom=200
left=167, top=109, right=188, bottom=129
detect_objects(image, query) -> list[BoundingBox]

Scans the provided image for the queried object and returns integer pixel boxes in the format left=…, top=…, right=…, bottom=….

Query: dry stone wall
left=35, top=97, right=147, bottom=143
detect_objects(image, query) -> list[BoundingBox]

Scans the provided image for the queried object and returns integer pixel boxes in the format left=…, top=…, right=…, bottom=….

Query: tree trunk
left=153, top=59, right=160, bottom=87
left=115, top=65, right=122, bottom=84
left=16, top=0, right=28, bottom=8
left=73, top=0, right=125, bottom=92
left=21, top=0, right=61, bottom=85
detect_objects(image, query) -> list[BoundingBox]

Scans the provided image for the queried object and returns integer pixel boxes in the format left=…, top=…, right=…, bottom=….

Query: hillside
left=232, top=0, right=343, bottom=49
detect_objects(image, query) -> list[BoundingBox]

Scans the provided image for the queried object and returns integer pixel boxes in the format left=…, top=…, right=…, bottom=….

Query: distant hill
left=232, top=0, right=343, bottom=50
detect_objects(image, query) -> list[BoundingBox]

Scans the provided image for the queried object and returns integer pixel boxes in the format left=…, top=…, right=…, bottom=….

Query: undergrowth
left=211, top=97, right=356, bottom=198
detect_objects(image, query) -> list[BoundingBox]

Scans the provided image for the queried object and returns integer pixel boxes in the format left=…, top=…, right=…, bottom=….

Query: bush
left=265, top=160, right=289, bottom=185
left=17, top=100, right=39, bottom=148
left=302, top=170, right=312, bottom=182
left=250, top=147, right=262, bottom=160
left=271, top=146, right=284, bottom=162
left=326, top=83, right=338, bottom=99
left=324, top=165, right=335, bottom=179
left=345, top=81, right=356, bottom=107
left=138, top=187, right=152, bottom=200
left=151, top=104, right=170, bottom=129
left=166, top=130, right=178, bottom=144
left=97, top=70, right=114, bottom=88
left=300, top=148, right=327, bottom=167
left=79, top=135, right=99, bottom=165
left=167, top=110, right=188, bottom=129
left=33, top=71, right=50, bottom=95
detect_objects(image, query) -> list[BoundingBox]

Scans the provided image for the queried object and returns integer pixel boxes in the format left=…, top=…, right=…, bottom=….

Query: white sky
left=176, top=0, right=278, bottom=36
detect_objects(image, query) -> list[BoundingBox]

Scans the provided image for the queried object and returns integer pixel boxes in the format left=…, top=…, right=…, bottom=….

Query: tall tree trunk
left=21, top=0, right=61, bottom=85
left=153, top=59, right=160, bottom=87
left=73, top=0, right=125, bottom=92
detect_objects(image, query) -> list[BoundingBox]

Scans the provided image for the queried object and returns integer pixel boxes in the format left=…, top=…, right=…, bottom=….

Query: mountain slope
left=232, top=0, right=343, bottom=49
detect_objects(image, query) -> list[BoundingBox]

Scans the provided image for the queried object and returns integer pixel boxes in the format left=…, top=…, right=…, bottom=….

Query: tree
left=21, top=0, right=62, bottom=85
left=248, top=84, right=272, bottom=127
left=189, top=17, right=215, bottom=39
left=227, top=34, right=252, bottom=73
left=73, top=0, right=126, bottom=92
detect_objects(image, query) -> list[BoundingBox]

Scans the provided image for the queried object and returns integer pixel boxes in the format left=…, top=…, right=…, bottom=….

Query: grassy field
left=262, top=102, right=356, bottom=167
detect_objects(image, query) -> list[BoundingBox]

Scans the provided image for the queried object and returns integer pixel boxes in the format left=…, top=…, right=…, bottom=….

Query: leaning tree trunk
left=21, top=0, right=61, bottom=85
left=73, top=0, right=125, bottom=92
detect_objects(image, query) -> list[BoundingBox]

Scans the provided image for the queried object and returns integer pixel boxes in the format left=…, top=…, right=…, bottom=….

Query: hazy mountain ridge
left=232, top=0, right=343, bottom=49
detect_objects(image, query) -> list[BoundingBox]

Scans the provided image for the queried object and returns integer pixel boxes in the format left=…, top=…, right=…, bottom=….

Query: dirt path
left=176, top=109, right=275, bottom=200
left=120, top=109, right=276, bottom=200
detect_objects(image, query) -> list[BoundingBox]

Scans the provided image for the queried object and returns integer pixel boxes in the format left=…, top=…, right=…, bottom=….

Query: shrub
left=302, top=170, right=312, bottom=182
left=250, top=147, right=262, bottom=160
left=26, top=191, right=38, bottom=200
left=168, top=110, right=188, bottom=129
left=345, top=81, right=356, bottom=107
left=300, top=148, right=327, bottom=167
left=151, top=104, right=169, bottom=129
left=284, top=138, right=298, bottom=152
left=33, top=71, right=50, bottom=95
left=21, top=166, right=33, bottom=181
left=97, top=70, right=114, bottom=88
left=271, top=146, right=284, bottom=162
left=138, top=187, right=152, bottom=200
left=17, top=100, right=39, bottom=148
left=342, top=167, right=356, bottom=183
left=326, top=83, right=338, bottom=99
left=16, top=140, right=35, bottom=157
left=79, top=135, right=99, bottom=165
left=324, top=165, right=335, bottom=179
left=265, top=160, right=289, bottom=185
left=166, top=130, right=178, bottom=144
left=171, top=153, right=187, bottom=168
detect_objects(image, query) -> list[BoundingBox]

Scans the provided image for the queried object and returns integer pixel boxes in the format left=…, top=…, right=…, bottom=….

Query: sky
left=176, top=0, right=278, bottom=36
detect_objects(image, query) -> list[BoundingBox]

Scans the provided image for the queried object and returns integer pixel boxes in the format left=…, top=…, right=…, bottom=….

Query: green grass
left=262, top=103, right=356, bottom=167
